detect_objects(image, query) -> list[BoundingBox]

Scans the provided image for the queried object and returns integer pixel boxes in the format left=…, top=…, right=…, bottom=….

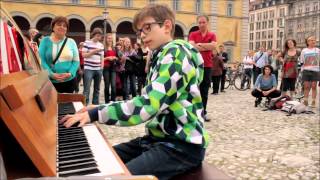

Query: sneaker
left=254, top=98, right=262, bottom=107
left=221, top=90, right=226, bottom=93
left=204, top=114, right=211, bottom=122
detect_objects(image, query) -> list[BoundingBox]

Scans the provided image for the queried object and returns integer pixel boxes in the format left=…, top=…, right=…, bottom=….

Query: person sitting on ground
left=60, top=4, right=208, bottom=180
left=252, top=65, right=281, bottom=107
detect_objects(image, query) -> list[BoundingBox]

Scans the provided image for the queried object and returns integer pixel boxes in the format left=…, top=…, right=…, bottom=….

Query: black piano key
left=59, top=148, right=91, bottom=156
left=59, top=151, right=93, bottom=160
left=58, top=140, right=88, bottom=146
left=58, top=136, right=87, bottom=143
left=59, top=142, right=90, bottom=150
left=58, top=161, right=98, bottom=172
left=58, top=146, right=90, bottom=154
left=58, top=157, right=95, bottom=165
left=59, top=167, right=100, bottom=177
left=59, top=155, right=95, bottom=165
left=58, top=129, right=84, bottom=136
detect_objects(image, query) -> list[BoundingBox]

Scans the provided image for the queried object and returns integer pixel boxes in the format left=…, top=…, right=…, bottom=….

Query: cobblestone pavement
left=82, top=82, right=320, bottom=179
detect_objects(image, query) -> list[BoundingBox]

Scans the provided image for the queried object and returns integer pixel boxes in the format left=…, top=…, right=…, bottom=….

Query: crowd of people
left=241, top=37, right=319, bottom=108
left=26, top=14, right=319, bottom=117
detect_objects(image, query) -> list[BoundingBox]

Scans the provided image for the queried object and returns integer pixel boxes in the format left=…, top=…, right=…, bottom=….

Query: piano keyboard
left=57, top=102, right=125, bottom=177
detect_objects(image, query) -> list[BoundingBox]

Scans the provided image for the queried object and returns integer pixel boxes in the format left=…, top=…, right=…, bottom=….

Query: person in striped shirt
left=82, top=28, right=104, bottom=105
left=61, top=4, right=208, bottom=179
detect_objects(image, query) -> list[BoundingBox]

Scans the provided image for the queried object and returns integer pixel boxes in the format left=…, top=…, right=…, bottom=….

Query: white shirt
left=243, top=56, right=253, bottom=69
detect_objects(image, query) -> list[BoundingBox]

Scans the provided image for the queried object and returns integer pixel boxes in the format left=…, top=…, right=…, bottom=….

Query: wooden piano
left=0, top=6, right=156, bottom=180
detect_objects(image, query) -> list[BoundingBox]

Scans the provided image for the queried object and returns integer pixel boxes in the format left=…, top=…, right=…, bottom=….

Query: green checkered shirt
left=91, top=39, right=209, bottom=148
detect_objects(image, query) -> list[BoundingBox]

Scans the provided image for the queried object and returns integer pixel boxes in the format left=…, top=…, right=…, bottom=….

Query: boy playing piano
left=61, top=4, right=208, bottom=179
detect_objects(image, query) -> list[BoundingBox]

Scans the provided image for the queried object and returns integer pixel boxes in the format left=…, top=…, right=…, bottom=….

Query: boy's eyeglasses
left=136, top=22, right=163, bottom=37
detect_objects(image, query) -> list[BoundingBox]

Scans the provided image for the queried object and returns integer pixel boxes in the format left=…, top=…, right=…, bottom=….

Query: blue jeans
left=83, top=69, right=102, bottom=105
left=103, top=67, right=116, bottom=103
left=124, top=73, right=137, bottom=100
left=114, top=136, right=205, bottom=180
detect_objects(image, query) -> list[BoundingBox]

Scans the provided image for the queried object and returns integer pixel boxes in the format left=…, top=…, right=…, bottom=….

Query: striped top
left=39, top=36, right=79, bottom=83
left=82, top=40, right=104, bottom=70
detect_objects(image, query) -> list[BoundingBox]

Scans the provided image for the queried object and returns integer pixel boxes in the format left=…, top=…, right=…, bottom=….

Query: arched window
left=195, top=0, right=202, bottom=14
left=124, top=0, right=132, bottom=7
left=227, top=2, right=233, bottom=16
left=173, top=0, right=180, bottom=11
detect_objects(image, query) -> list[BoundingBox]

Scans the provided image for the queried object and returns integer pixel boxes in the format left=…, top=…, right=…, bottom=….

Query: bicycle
left=224, top=64, right=249, bottom=91
left=294, top=70, right=304, bottom=102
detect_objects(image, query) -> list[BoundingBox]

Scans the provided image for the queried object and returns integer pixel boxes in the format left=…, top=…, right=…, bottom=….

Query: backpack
left=281, top=100, right=307, bottom=115
left=268, top=95, right=291, bottom=110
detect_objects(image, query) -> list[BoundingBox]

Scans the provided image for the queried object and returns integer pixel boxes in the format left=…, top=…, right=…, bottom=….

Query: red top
left=79, top=50, right=84, bottom=67
left=189, top=30, right=217, bottom=68
left=104, top=49, right=117, bottom=68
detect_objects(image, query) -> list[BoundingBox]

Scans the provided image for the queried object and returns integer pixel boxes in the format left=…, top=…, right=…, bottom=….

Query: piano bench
left=171, top=162, right=232, bottom=180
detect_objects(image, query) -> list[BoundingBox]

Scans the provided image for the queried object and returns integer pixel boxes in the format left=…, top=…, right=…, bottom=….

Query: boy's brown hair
left=133, top=4, right=175, bottom=37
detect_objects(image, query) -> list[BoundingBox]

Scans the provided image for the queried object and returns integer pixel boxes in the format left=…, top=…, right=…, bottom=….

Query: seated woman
left=252, top=65, right=281, bottom=107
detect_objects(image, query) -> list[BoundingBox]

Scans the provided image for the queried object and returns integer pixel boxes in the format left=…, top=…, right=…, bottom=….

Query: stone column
left=112, top=31, right=117, bottom=45
left=85, top=30, right=90, bottom=40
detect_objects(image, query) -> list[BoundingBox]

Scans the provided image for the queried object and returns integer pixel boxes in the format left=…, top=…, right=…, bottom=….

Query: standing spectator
left=300, top=36, right=320, bottom=107
left=60, top=4, right=208, bottom=179
left=121, top=37, right=137, bottom=100
left=28, top=28, right=41, bottom=61
left=251, top=65, right=281, bottom=107
left=103, top=33, right=118, bottom=103
left=253, top=46, right=269, bottom=84
left=241, top=50, right=254, bottom=89
left=268, top=49, right=281, bottom=82
left=279, top=39, right=300, bottom=98
left=28, top=28, right=38, bottom=44
left=189, top=15, right=217, bottom=122
left=218, top=45, right=229, bottom=93
left=211, top=49, right=224, bottom=95
left=39, top=16, right=79, bottom=93
left=82, top=28, right=104, bottom=105
left=75, top=42, right=84, bottom=93
left=134, top=43, right=149, bottom=95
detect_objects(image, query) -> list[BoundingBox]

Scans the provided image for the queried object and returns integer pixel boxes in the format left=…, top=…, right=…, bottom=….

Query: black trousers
left=200, top=68, right=212, bottom=114
left=114, top=136, right=204, bottom=180
left=52, top=78, right=76, bottom=93
left=220, top=69, right=227, bottom=91
left=251, top=88, right=281, bottom=99
left=212, top=76, right=221, bottom=94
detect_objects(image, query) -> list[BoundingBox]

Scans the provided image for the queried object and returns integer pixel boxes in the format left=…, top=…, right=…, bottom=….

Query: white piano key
left=82, top=124, right=125, bottom=176
left=62, top=102, right=126, bottom=176
left=73, top=102, right=84, bottom=112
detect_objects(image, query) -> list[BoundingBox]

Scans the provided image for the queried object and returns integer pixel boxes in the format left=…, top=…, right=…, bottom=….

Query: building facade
left=2, top=0, right=249, bottom=62
left=285, top=0, right=320, bottom=48
left=249, top=0, right=289, bottom=51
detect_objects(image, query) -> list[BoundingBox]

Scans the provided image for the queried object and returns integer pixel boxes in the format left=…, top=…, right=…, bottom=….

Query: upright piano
left=0, top=6, right=155, bottom=180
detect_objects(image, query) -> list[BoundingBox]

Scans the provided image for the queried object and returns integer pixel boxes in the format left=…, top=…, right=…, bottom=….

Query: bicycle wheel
left=234, top=75, right=246, bottom=91
left=295, top=80, right=304, bottom=98
left=224, top=79, right=230, bottom=89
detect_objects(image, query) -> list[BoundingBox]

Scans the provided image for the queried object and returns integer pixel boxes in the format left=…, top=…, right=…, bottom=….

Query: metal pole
left=103, top=6, right=107, bottom=51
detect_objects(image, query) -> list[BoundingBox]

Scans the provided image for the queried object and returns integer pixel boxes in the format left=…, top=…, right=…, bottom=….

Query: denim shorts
left=302, top=70, right=320, bottom=81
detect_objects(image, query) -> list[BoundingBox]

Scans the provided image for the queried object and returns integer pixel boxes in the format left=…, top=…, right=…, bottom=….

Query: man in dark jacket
left=218, top=45, right=229, bottom=92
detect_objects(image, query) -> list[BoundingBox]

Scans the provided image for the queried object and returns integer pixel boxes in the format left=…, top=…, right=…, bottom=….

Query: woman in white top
left=300, top=36, right=320, bottom=107
left=241, top=50, right=254, bottom=89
